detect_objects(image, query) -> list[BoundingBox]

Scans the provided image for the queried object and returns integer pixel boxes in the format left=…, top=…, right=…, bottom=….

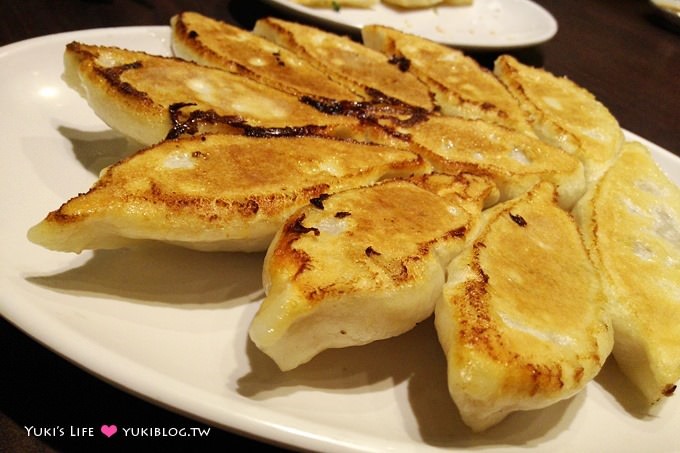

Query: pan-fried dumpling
left=436, top=181, right=613, bottom=431
left=249, top=174, right=497, bottom=370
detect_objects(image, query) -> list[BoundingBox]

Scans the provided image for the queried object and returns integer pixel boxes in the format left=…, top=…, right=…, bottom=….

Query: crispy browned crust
left=361, top=25, right=534, bottom=135
left=265, top=176, right=485, bottom=294
left=405, top=172, right=500, bottom=212
left=63, top=41, right=361, bottom=145
left=171, top=12, right=252, bottom=76
left=170, top=12, right=361, bottom=100
left=437, top=181, right=613, bottom=431
left=399, top=115, right=586, bottom=209
left=64, top=41, right=171, bottom=144
left=572, top=142, right=680, bottom=403
left=27, top=134, right=429, bottom=252
left=253, top=17, right=435, bottom=111
left=493, top=55, right=623, bottom=184
left=452, top=242, right=595, bottom=394
left=271, top=209, right=469, bottom=300
left=250, top=178, right=483, bottom=370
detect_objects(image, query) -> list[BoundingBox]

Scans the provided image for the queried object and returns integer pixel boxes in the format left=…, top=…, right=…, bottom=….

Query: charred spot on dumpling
left=272, top=51, right=285, bottom=67
left=310, top=193, right=330, bottom=210
left=290, top=214, right=320, bottom=236
left=388, top=55, right=411, bottom=72
left=365, top=246, right=381, bottom=257
left=663, top=384, right=677, bottom=397
left=98, top=61, right=147, bottom=99
left=244, top=199, right=259, bottom=215
left=510, top=213, right=527, bottom=227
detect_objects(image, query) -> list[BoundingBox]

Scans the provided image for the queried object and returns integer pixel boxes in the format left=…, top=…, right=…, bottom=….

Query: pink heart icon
left=101, top=424, right=118, bottom=438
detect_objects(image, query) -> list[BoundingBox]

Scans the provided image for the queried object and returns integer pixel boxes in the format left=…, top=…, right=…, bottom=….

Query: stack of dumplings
left=27, top=11, right=679, bottom=432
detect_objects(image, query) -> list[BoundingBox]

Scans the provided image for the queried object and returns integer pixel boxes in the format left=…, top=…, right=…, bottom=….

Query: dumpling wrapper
left=436, top=181, right=613, bottom=431
left=249, top=174, right=498, bottom=371
left=573, top=141, right=680, bottom=403
left=28, top=134, right=428, bottom=253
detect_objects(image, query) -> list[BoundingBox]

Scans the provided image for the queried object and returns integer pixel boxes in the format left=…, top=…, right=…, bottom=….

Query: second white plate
left=261, top=0, right=558, bottom=49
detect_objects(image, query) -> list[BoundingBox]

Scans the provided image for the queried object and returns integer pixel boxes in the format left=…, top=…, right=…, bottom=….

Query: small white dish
left=261, top=0, right=558, bottom=49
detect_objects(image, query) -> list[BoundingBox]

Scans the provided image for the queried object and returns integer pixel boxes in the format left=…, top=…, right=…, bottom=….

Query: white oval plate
left=1, top=27, right=679, bottom=453
left=261, top=0, right=558, bottom=49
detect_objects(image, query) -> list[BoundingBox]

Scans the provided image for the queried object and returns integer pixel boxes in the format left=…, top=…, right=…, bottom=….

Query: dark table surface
left=1, top=0, right=679, bottom=452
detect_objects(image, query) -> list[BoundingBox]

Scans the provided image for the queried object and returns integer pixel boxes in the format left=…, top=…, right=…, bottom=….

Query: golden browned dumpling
left=253, top=17, right=435, bottom=110
left=27, top=134, right=428, bottom=253
left=249, top=174, right=497, bottom=371
left=170, top=12, right=360, bottom=101
left=572, top=141, right=680, bottom=404
left=401, top=115, right=586, bottom=209
left=436, top=181, right=613, bottom=431
left=362, top=24, right=533, bottom=135
left=494, top=55, right=624, bottom=185
left=63, top=42, right=360, bottom=146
